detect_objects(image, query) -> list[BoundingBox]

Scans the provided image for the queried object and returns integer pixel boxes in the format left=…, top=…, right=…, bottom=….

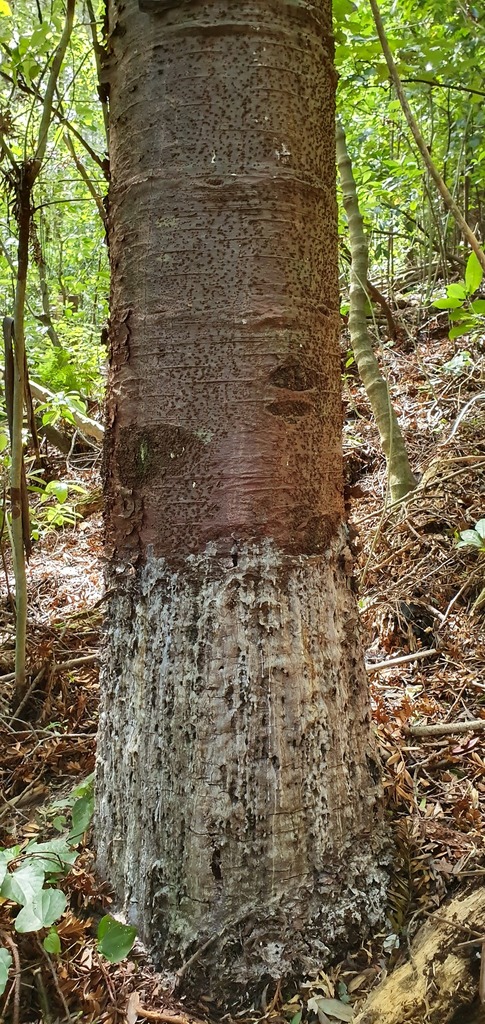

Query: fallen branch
left=355, top=889, right=485, bottom=1023
left=408, top=719, right=485, bottom=737
left=0, top=653, right=99, bottom=685
left=366, top=648, right=437, bottom=673
left=29, top=379, right=104, bottom=441
left=126, top=992, right=206, bottom=1024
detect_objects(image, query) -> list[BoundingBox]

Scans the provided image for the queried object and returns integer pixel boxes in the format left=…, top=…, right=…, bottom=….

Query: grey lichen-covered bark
left=97, top=535, right=386, bottom=996
left=337, top=120, right=416, bottom=503
left=96, top=0, right=387, bottom=1000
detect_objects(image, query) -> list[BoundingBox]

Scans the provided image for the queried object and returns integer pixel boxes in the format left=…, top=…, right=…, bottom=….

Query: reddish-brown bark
left=104, top=0, right=342, bottom=563
left=98, top=0, right=386, bottom=997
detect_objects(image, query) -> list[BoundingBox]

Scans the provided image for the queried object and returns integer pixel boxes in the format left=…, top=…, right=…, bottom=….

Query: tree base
left=96, top=533, right=388, bottom=999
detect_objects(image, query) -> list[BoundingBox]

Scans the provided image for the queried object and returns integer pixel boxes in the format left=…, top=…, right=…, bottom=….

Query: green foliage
left=0, top=778, right=135, bottom=996
left=96, top=915, right=137, bottom=964
left=456, top=518, right=485, bottom=551
left=432, top=252, right=485, bottom=339
left=0, top=949, right=12, bottom=996
left=31, top=331, right=107, bottom=403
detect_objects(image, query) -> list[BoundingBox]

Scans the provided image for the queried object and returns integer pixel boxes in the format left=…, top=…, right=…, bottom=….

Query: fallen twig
left=126, top=991, right=206, bottom=1024
left=0, top=653, right=99, bottom=687
left=366, top=648, right=437, bottom=673
left=409, top=719, right=485, bottom=737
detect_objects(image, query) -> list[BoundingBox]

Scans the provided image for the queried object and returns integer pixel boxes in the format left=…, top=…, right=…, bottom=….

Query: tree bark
left=97, top=0, right=387, bottom=1000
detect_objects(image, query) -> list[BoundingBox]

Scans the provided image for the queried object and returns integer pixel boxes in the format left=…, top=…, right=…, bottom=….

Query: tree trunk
left=96, top=0, right=387, bottom=1000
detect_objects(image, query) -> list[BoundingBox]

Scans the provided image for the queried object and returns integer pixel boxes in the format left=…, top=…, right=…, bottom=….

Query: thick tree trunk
left=97, top=0, right=387, bottom=998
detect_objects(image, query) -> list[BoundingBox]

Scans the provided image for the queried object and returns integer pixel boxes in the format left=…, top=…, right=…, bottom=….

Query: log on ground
left=355, top=888, right=485, bottom=1024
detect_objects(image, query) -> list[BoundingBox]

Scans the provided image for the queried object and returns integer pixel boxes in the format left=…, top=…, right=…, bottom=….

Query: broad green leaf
left=470, top=299, right=485, bottom=314
left=447, top=283, right=467, bottom=300
left=42, top=410, right=59, bottom=426
left=448, top=323, right=476, bottom=340
left=25, top=839, right=77, bottom=874
left=1, top=861, right=45, bottom=905
left=457, top=530, right=485, bottom=549
left=474, top=519, right=485, bottom=540
left=0, top=846, right=20, bottom=888
left=15, top=888, right=67, bottom=932
left=309, top=998, right=353, bottom=1023
left=44, top=480, right=69, bottom=504
left=432, top=297, right=463, bottom=309
left=333, top=0, right=354, bottom=20
left=465, top=251, right=483, bottom=295
left=97, top=915, right=137, bottom=963
left=0, top=432, right=9, bottom=452
left=0, top=948, right=12, bottom=996
left=291, top=1012, right=302, bottom=1024
left=68, top=793, right=94, bottom=844
left=448, top=307, right=470, bottom=322
left=43, top=928, right=61, bottom=954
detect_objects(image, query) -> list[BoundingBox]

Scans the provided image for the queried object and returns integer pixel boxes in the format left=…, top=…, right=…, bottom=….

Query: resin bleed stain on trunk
left=97, top=0, right=387, bottom=999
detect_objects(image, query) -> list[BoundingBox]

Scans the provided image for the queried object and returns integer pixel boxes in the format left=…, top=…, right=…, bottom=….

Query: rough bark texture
left=97, top=0, right=387, bottom=1000
left=97, top=536, right=386, bottom=997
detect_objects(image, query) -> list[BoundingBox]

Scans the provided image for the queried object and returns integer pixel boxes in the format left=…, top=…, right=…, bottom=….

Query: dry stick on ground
left=409, top=719, right=485, bottom=737
left=126, top=993, right=207, bottom=1024
left=336, top=120, right=416, bottom=503
left=366, top=648, right=438, bottom=673
left=369, top=0, right=485, bottom=272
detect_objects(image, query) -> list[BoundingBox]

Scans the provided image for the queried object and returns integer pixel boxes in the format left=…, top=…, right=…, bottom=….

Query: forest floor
left=0, top=307, right=484, bottom=1023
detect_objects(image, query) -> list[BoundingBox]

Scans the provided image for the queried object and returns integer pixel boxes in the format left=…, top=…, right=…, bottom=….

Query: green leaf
left=447, top=283, right=467, bottom=300
left=291, top=1012, right=302, bottom=1024
left=0, top=846, right=20, bottom=888
left=0, top=432, right=9, bottom=452
left=432, top=296, right=463, bottom=309
left=15, top=888, right=67, bottom=932
left=470, top=299, right=485, bottom=314
left=0, top=948, right=12, bottom=997
left=25, top=839, right=77, bottom=874
left=97, top=915, right=137, bottom=963
left=68, top=793, right=94, bottom=845
left=1, top=861, right=45, bottom=905
left=448, top=323, right=476, bottom=340
left=465, top=251, right=483, bottom=295
left=42, top=410, right=59, bottom=425
left=457, top=530, right=485, bottom=549
left=308, top=998, right=353, bottom=1023
left=44, top=480, right=69, bottom=504
left=43, top=928, right=61, bottom=954
left=474, top=519, right=485, bottom=540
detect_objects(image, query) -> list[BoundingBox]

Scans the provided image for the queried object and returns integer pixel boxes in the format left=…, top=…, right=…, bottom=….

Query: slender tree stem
left=336, top=119, right=416, bottom=502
